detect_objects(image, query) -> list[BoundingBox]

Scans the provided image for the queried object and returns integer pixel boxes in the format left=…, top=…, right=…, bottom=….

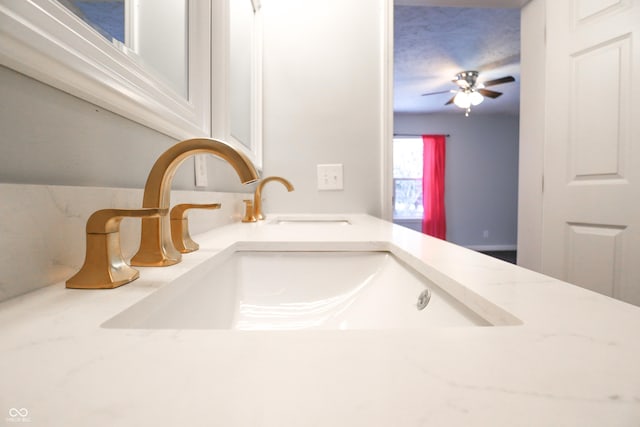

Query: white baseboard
left=464, top=244, right=517, bottom=251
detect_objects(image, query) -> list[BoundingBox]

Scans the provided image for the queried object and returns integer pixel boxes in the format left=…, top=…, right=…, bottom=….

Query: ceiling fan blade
left=421, top=90, right=452, bottom=97
left=444, top=95, right=456, bottom=105
left=481, top=76, right=515, bottom=87
left=478, top=88, right=503, bottom=98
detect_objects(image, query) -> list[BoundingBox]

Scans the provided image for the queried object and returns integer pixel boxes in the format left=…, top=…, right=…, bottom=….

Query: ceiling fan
left=422, top=70, right=515, bottom=117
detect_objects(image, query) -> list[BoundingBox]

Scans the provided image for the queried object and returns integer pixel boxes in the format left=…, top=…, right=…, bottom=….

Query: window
left=393, top=138, right=423, bottom=219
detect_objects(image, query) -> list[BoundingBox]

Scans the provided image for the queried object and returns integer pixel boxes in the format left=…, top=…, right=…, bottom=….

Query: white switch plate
left=317, top=164, right=343, bottom=190
left=194, top=154, right=208, bottom=188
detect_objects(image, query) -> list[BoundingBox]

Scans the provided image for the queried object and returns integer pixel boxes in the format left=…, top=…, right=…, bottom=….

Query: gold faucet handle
left=170, top=203, right=222, bottom=253
left=67, top=208, right=166, bottom=290
left=86, top=208, right=167, bottom=233
left=170, top=203, right=221, bottom=220
left=242, top=199, right=257, bottom=223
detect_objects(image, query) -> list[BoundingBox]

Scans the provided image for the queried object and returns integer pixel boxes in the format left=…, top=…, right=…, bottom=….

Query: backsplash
left=0, top=183, right=249, bottom=302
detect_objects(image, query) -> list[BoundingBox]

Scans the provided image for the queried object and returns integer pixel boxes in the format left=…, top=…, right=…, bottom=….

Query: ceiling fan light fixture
left=469, top=91, right=484, bottom=106
left=453, top=91, right=471, bottom=109
left=422, top=70, right=514, bottom=114
left=455, top=71, right=479, bottom=89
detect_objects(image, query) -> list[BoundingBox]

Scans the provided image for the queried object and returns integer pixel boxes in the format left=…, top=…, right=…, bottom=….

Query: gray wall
left=394, top=113, right=520, bottom=249
left=0, top=66, right=249, bottom=192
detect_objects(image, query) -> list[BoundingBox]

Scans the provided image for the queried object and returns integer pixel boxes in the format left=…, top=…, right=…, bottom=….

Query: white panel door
left=542, top=0, right=640, bottom=305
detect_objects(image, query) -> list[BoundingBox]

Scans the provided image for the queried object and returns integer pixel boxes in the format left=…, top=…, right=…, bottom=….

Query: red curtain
left=421, top=135, right=446, bottom=239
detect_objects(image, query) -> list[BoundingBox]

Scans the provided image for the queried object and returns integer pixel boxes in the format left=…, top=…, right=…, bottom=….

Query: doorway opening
left=392, top=3, right=521, bottom=261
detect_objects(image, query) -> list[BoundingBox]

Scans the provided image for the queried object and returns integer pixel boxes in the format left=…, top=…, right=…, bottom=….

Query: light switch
left=194, top=154, right=208, bottom=188
left=317, top=164, right=343, bottom=190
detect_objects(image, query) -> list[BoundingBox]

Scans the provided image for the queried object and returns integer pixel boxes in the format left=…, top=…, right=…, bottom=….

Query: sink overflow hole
left=416, top=289, right=431, bottom=310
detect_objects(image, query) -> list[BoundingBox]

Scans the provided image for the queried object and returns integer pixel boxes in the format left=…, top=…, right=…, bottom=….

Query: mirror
left=0, top=0, right=209, bottom=139
left=212, top=0, right=263, bottom=169
left=229, top=0, right=253, bottom=147
left=59, top=0, right=188, bottom=98
left=1, top=0, right=263, bottom=163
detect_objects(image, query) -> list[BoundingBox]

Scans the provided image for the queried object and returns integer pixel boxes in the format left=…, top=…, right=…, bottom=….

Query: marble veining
left=0, top=183, right=250, bottom=302
left=0, top=201, right=639, bottom=426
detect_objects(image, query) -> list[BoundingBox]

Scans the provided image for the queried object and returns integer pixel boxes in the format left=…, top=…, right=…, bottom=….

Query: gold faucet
left=66, top=208, right=166, bottom=289
left=170, top=203, right=221, bottom=253
left=253, top=176, right=294, bottom=221
left=130, top=138, right=259, bottom=267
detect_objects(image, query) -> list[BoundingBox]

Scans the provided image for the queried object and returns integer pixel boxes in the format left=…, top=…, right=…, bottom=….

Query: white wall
left=394, top=113, right=520, bottom=250
left=259, top=0, right=387, bottom=217
left=517, top=0, right=545, bottom=269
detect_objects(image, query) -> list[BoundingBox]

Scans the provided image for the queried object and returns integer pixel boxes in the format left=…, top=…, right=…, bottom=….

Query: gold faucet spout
left=131, top=138, right=259, bottom=267
left=253, top=176, right=295, bottom=220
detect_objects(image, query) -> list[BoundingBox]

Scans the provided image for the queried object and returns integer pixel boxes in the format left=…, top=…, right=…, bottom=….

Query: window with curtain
left=393, top=135, right=447, bottom=239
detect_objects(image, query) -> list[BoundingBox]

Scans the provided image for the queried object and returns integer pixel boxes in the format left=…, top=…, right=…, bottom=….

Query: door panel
left=575, top=0, right=630, bottom=23
left=565, top=223, right=625, bottom=296
left=542, top=0, right=640, bottom=305
left=571, top=36, right=629, bottom=179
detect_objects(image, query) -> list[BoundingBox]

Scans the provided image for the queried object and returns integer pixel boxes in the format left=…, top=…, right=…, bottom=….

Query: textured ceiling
left=394, top=6, right=521, bottom=115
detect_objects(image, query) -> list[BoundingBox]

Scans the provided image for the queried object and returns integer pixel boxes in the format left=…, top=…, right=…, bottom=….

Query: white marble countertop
left=1, top=214, right=639, bottom=426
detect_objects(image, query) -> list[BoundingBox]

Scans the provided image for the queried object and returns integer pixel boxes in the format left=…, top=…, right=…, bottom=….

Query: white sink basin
left=268, top=216, right=351, bottom=225
left=103, top=249, right=513, bottom=330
